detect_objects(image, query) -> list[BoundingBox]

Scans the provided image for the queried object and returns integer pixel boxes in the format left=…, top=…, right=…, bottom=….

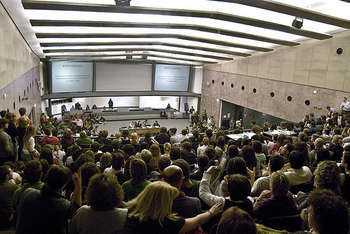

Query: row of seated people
left=0, top=108, right=350, bottom=233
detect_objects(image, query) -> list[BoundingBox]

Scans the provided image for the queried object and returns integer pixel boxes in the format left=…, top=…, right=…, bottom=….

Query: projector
left=115, top=0, right=131, bottom=6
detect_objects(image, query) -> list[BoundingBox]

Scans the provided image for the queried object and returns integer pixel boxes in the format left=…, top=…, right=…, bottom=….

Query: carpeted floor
left=96, top=118, right=192, bottom=135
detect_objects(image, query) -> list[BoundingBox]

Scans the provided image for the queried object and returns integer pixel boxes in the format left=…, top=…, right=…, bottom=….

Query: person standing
left=0, top=119, right=14, bottom=165
left=108, top=99, right=114, bottom=109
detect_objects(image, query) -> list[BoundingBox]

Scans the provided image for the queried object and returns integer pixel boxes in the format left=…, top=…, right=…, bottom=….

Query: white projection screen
left=154, top=64, right=190, bottom=91
left=51, top=61, right=93, bottom=93
left=96, top=63, right=152, bottom=91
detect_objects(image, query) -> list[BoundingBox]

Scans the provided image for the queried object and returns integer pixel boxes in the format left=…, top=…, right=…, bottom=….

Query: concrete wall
left=202, top=30, right=350, bottom=124
left=0, top=3, right=41, bottom=123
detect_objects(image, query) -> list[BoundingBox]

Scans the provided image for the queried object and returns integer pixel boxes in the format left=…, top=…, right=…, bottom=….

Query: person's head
left=43, top=127, right=52, bottom=136
left=308, top=189, right=349, bottom=234
left=111, top=152, right=124, bottom=170
left=80, top=162, right=100, bottom=188
left=160, top=127, right=167, bottom=134
left=216, top=136, right=226, bottom=149
left=86, top=173, right=123, bottom=211
left=202, top=137, right=209, bottom=146
left=314, top=138, right=325, bottom=150
left=270, top=172, right=289, bottom=198
left=216, top=207, right=257, bottom=234
left=205, top=146, right=216, bottom=161
left=5, top=112, right=16, bottom=123
left=197, top=155, right=209, bottom=171
left=192, top=129, right=200, bottom=138
left=227, top=145, right=239, bottom=159
left=163, top=143, right=171, bottom=154
left=227, top=158, right=248, bottom=177
left=0, top=118, right=9, bottom=130
left=122, top=144, right=135, bottom=158
left=227, top=174, right=251, bottom=201
left=158, top=157, right=171, bottom=172
left=91, top=142, right=101, bottom=153
left=162, top=165, right=184, bottom=189
left=19, top=107, right=26, bottom=116
left=24, top=125, right=36, bottom=140
left=268, top=155, right=285, bottom=173
left=332, top=135, right=343, bottom=146
left=206, top=129, right=213, bottom=138
left=0, top=165, right=10, bottom=183
left=288, top=150, right=305, bottom=169
left=80, top=131, right=87, bottom=138
left=127, top=181, right=179, bottom=223
left=181, top=141, right=192, bottom=152
left=314, top=160, right=341, bottom=194
left=170, top=147, right=181, bottom=161
left=130, top=132, right=138, bottom=142
left=149, top=144, right=161, bottom=168
left=251, top=141, right=262, bottom=154
left=241, top=145, right=257, bottom=170
left=172, top=159, right=190, bottom=181
left=130, top=158, right=147, bottom=184
left=23, top=160, right=42, bottom=184
left=40, top=145, right=54, bottom=165
left=99, top=152, right=112, bottom=171
left=44, top=165, right=71, bottom=191
left=181, top=128, right=188, bottom=136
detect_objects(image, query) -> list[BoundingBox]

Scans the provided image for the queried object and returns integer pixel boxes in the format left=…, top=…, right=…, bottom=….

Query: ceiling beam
left=213, top=0, right=350, bottom=29
left=22, top=1, right=332, bottom=40
left=30, top=19, right=299, bottom=47
left=36, top=33, right=273, bottom=52
left=46, top=53, right=217, bottom=63
left=43, top=48, right=233, bottom=61
left=40, top=42, right=251, bottom=57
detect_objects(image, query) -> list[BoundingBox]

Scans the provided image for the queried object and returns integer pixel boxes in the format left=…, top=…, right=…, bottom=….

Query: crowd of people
left=0, top=105, right=350, bottom=234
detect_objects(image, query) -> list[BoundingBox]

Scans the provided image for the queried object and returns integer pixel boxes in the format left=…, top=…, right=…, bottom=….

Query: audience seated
left=0, top=105, right=350, bottom=234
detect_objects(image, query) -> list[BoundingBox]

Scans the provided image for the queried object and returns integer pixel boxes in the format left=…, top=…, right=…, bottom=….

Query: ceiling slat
left=43, top=48, right=233, bottom=60
left=40, top=42, right=251, bottom=57
left=22, top=1, right=332, bottom=40
left=36, top=33, right=273, bottom=52
left=30, top=19, right=299, bottom=46
left=214, top=0, right=350, bottom=29
left=47, top=53, right=215, bottom=63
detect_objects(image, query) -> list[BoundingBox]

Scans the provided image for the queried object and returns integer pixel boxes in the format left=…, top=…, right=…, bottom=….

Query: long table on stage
left=263, top=130, right=297, bottom=137
left=227, top=132, right=256, bottom=140
left=119, top=127, right=161, bottom=135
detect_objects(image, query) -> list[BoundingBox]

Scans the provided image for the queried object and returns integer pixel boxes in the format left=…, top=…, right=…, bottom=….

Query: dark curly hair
left=308, top=189, right=349, bottom=234
left=86, top=173, right=124, bottom=211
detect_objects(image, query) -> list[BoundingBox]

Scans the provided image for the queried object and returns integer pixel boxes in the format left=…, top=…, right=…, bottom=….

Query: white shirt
left=197, top=145, right=208, bottom=157
left=284, top=166, right=312, bottom=186
left=23, top=137, right=35, bottom=155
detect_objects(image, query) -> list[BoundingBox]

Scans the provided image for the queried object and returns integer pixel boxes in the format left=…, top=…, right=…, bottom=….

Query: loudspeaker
left=292, top=17, right=303, bottom=29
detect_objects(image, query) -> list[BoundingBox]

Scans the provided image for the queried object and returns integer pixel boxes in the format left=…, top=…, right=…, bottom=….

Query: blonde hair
left=130, top=132, right=138, bottom=144
left=164, top=143, right=171, bottom=154
left=332, top=135, right=343, bottom=146
left=115, top=131, right=122, bottom=139
left=127, top=181, right=179, bottom=223
left=23, top=126, right=36, bottom=148
left=149, top=144, right=161, bottom=169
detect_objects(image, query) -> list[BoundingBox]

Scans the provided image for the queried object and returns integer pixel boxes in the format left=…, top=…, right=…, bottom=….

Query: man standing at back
left=0, top=119, right=14, bottom=165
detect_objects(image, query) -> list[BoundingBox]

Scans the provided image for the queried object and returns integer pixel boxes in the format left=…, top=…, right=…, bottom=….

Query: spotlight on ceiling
left=292, top=17, right=304, bottom=29
left=115, top=0, right=131, bottom=7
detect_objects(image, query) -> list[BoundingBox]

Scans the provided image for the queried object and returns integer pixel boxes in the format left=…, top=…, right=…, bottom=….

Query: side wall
left=202, top=30, right=350, bottom=124
left=0, top=3, right=41, bottom=123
